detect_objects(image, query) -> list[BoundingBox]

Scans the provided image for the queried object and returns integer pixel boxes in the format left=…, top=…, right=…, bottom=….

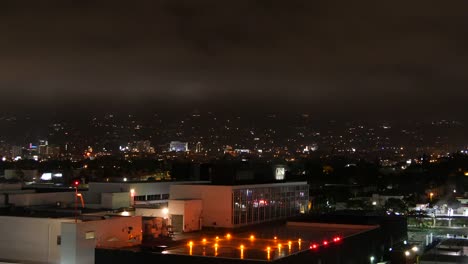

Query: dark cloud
left=0, top=0, right=467, bottom=119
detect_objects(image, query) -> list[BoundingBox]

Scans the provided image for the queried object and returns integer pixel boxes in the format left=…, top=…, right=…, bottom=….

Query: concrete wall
left=89, top=181, right=172, bottom=195
left=88, top=181, right=209, bottom=200
left=0, top=183, right=22, bottom=190
left=101, top=192, right=130, bottom=209
left=4, top=169, right=38, bottom=180
left=61, top=216, right=142, bottom=264
left=170, top=185, right=233, bottom=228
left=167, top=199, right=203, bottom=232
left=183, top=200, right=203, bottom=232
left=135, top=207, right=167, bottom=218
left=0, top=216, right=74, bottom=264
left=168, top=200, right=185, bottom=217
left=8, top=191, right=75, bottom=206
left=82, top=191, right=101, bottom=204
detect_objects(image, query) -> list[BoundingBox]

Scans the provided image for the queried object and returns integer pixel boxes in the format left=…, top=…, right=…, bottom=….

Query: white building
left=88, top=181, right=209, bottom=206
left=169, top=141, right=188, bottom=152
left=0, top=180, right=310, bottom=263
left=169, top=181, right=309, bottom=229
left=0, top=215, right=142, bottom=264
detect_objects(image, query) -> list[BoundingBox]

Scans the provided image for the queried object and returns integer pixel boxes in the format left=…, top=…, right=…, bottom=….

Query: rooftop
left=153, top=221, right=377, bottom=261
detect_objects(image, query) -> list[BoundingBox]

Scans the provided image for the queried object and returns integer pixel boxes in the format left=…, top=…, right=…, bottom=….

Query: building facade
left=169, top=181, right=309, bottom=228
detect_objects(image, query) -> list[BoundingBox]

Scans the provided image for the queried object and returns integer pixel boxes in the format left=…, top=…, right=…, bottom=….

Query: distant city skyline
left=1, top=111, right=466, bottom=162
left=1, top=0, right=468, bottom=120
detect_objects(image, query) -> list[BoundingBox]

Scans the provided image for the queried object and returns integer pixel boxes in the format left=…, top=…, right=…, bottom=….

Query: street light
left=430, top=192, right=434, bottom=202
left=73, top=180, right=80, bottom=223
left=162, top=207, right=169, bottom=216
left=130, top=189, right=135, bottom=207
left=76, top=193, right=85, bottom=208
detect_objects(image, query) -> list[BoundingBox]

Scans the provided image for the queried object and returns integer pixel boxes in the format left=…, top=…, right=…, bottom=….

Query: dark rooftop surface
left=154, top=222, right=376, bottom=261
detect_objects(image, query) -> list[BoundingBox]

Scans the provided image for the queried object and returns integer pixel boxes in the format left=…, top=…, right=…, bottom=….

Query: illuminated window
left=231, top=184, right=309, bottom=225
left=134, top=195, right=146, bottom=201
left=85, top=231, right=95, bottom=240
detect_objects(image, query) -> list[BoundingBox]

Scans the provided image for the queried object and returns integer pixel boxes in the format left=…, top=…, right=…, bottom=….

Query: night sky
left=1, top=0, right=468, bottom=120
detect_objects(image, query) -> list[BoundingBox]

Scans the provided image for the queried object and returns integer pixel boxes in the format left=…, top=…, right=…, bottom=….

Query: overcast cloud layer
left=1, top=0, right=467, bottom=119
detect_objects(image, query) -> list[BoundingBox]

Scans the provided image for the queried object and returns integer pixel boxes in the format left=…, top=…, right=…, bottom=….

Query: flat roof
left=161, top=222, right=377, bottom=261
left=89, top=180, right=210, bottom=185
left=172, top=181, right=308, bottom=189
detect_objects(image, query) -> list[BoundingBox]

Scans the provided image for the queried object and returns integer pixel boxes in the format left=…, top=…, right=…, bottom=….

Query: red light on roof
left=333, top=236, right=342, bottom=242
left=323, top=240, right=328, bottom=245
left=310, top=243, right=318, bottom=249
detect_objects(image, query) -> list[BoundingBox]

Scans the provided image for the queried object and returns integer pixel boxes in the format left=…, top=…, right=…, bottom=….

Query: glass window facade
left=147, top=194, right=161, bottom=201
left=232, top=184, right=309, bottom=226
left=134, top=195, right=147, bottom=201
